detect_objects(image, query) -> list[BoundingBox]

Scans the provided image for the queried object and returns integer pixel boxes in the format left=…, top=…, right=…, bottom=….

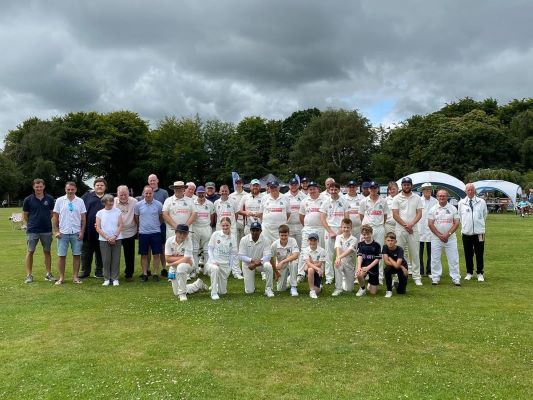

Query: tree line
left=1, top=97, right=532, bottom=199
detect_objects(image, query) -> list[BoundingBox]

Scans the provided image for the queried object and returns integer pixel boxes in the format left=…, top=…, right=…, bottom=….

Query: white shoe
left=179, top=294, right=187, bottom=302
left=112, top=280, right=119, bottom=286
left=325, top=279, right=333, bottom=285
left=265, top=288, right=275, bottom=298
left=477, top=274, right=485, bottom=282
left=196, top=278, right=209, bottom=291
left=465, top=273, right=473, bottom=280
left=290, top=287, right=298, bottom=297
left=102, top=280, right=110, bottom=286
left=356, top=288, right=366, bottom=297
left=211, top=293, right=220, bottom=300
left=234, top=274, right=244, bottom=280
left=309, top=290, right=318, bottom=299
left=385, top=291, right=393, bottom=298
left=331, top=289, right=342, bottom=297
left=414, top=279, right=423, bottom=286
left=428, top=274, right=433, bottom=279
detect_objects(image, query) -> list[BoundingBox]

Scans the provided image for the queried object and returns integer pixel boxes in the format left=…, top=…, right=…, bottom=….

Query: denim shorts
left=27, top=232, right=53, bottom=252
left=57, top=233, right=83, bottom=256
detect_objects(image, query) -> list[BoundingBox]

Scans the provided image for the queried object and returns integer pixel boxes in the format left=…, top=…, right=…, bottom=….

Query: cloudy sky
left=1, top=0, right=532, bottom=144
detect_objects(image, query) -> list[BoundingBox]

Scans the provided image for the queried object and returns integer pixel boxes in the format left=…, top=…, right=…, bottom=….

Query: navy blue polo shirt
left=22, top=193, right=55, bottom=233
left=82, top=191, right=105, bottom=241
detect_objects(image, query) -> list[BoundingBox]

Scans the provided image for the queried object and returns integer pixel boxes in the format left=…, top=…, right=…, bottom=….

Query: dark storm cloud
left=1, top=0, right=532, bottom=142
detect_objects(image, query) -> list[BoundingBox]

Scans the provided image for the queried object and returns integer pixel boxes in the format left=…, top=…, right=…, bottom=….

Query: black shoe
left=94, top=274, right=104, bottom=279
left=78, top=273, right=90, bottom=279
left=152, top=274, right=160, bottom=282
left=161, top=269, right=168, bottom=277
left=140, top=274, right=148, bottom=282
left=147, top=270, right=152, bottom=277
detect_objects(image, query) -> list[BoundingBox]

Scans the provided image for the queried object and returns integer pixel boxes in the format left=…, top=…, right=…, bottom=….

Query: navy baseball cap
left=401, top=177, right=413, bottom=184
left=268, top=181, right=279, bottom=188
left=196, top=186, right=206, bottom=193
left=362, top=182, right=371, bottom=189
left=307, top=181, right=318, bottom=187
left=289, top=178, right=299, bottom=185
left=175, top=224, right=189, bottom=233
left=369, top=181, right=379, bottom=189
left=346, top=180, right=358, bottom=187
left=250, top=221, right=262, bottom=230
left=301, top=177, right=309, bottom=183
left=308, top=233, right=319, bottom=240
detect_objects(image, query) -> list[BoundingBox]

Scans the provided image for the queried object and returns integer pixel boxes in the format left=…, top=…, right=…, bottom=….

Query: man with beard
left=239, top=179, right=264, bottom=235
left=392, top=177, right=424, bottom=286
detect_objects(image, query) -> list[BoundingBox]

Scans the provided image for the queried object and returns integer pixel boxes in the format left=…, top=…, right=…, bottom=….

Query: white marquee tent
left=473, top=180, right=523, bottom=206
left=396, top=171, right=466, bottom=198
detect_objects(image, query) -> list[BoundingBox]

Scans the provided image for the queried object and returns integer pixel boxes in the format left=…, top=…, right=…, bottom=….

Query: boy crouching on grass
left=271, top=225, right=301, bottom=297
left=355, top=224, right=382, bottom=297
left=333, top=218, right=358, bottom=296
left=303, top=232, right=326, bottom=299
left=382, top=232, right=408, bottom=298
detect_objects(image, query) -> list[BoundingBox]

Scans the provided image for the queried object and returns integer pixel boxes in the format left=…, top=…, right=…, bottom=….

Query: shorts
left=27, top=232, right=53, bottom=252
left=57, top=233, right=83, bottom=256
left=365, top=264, right=379, bottom=286
left=139, top=233, right=163, bottom=255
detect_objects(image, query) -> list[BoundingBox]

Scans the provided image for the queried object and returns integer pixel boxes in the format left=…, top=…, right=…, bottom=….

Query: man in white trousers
left=191, top=186, right=215, bottom=275
left=238, top=222, right=275, bottom=297
left=392, top=177, right=424, bottom=286
left=238, top=179, right=263, bottom=235
left=284, top=177, right=305, bottom=248
left=427, top=189, right=461, bottom=286
left=344, top=180, right=364, bottom=237
left=297, top=181, right=325, bottom=280
left=166, top=224, right=208, bottom=301
left=359, top=181, right=388, bottom=284
left=320, top=182, right=349, bottom=285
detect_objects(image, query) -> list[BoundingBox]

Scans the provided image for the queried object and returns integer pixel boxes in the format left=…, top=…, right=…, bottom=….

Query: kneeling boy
left=382, top=232, right=408, bottom=297
left=355, top=224, right=382, bottom=296
left=271, top=225, right=300, bottom=296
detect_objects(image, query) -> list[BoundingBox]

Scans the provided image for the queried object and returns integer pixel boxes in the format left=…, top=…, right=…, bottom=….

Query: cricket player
left=320, top=182, right=349, bottom=284
left=271, top=224, right=300, bottom=296
left=283, top=177, right=305, bottom=247
left=191, top=186, right=215, bottom=274
left=239, top=179, right=263, bottom=235
left=344, top=180, right=365, bottom=237
left=260, top=181, right=290, bottom=244
left=162, top=180, right=196, bottom=239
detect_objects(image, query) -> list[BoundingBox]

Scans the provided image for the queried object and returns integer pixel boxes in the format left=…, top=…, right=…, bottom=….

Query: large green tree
left=290, top=109, right=376, bottom=183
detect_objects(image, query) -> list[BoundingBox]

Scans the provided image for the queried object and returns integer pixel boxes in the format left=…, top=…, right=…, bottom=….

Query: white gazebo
left=473, top=180, right=523, bottom=206
left=397, top=171, right=466, bottom=199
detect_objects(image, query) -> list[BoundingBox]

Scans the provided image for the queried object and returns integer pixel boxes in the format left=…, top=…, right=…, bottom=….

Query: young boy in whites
left=207, top=217, right=238, bottom=300
left=428, top=189, right=461, bottom=286
left=419, top=183, right=438, bottom=277
left=271, top=224, right=300, bottom=297
left=382, top=232, right=409, bottom=298
left=238, top=222, right=275, bottom=297
left=166, top=224, right=209, bottom=302
left=95, top=194, right=123, bottom=287
left=392, top=177, right=424, bottom=286
left=332, top=218, right=358, bottom=296
left=320, top=182, right=349, bottom=285
left=303, top=232, right=326, bottom=299
left=52, top=181, right=87, bottom=285
left=355, top=225, right=382, bottom=297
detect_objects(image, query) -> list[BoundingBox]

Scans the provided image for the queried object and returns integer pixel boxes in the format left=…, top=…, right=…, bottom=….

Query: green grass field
left=1, top=209, right=531, bottom=399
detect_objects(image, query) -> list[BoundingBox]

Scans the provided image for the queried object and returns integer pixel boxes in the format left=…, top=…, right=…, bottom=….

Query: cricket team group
left=22, top=173, right=488, bottom=301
